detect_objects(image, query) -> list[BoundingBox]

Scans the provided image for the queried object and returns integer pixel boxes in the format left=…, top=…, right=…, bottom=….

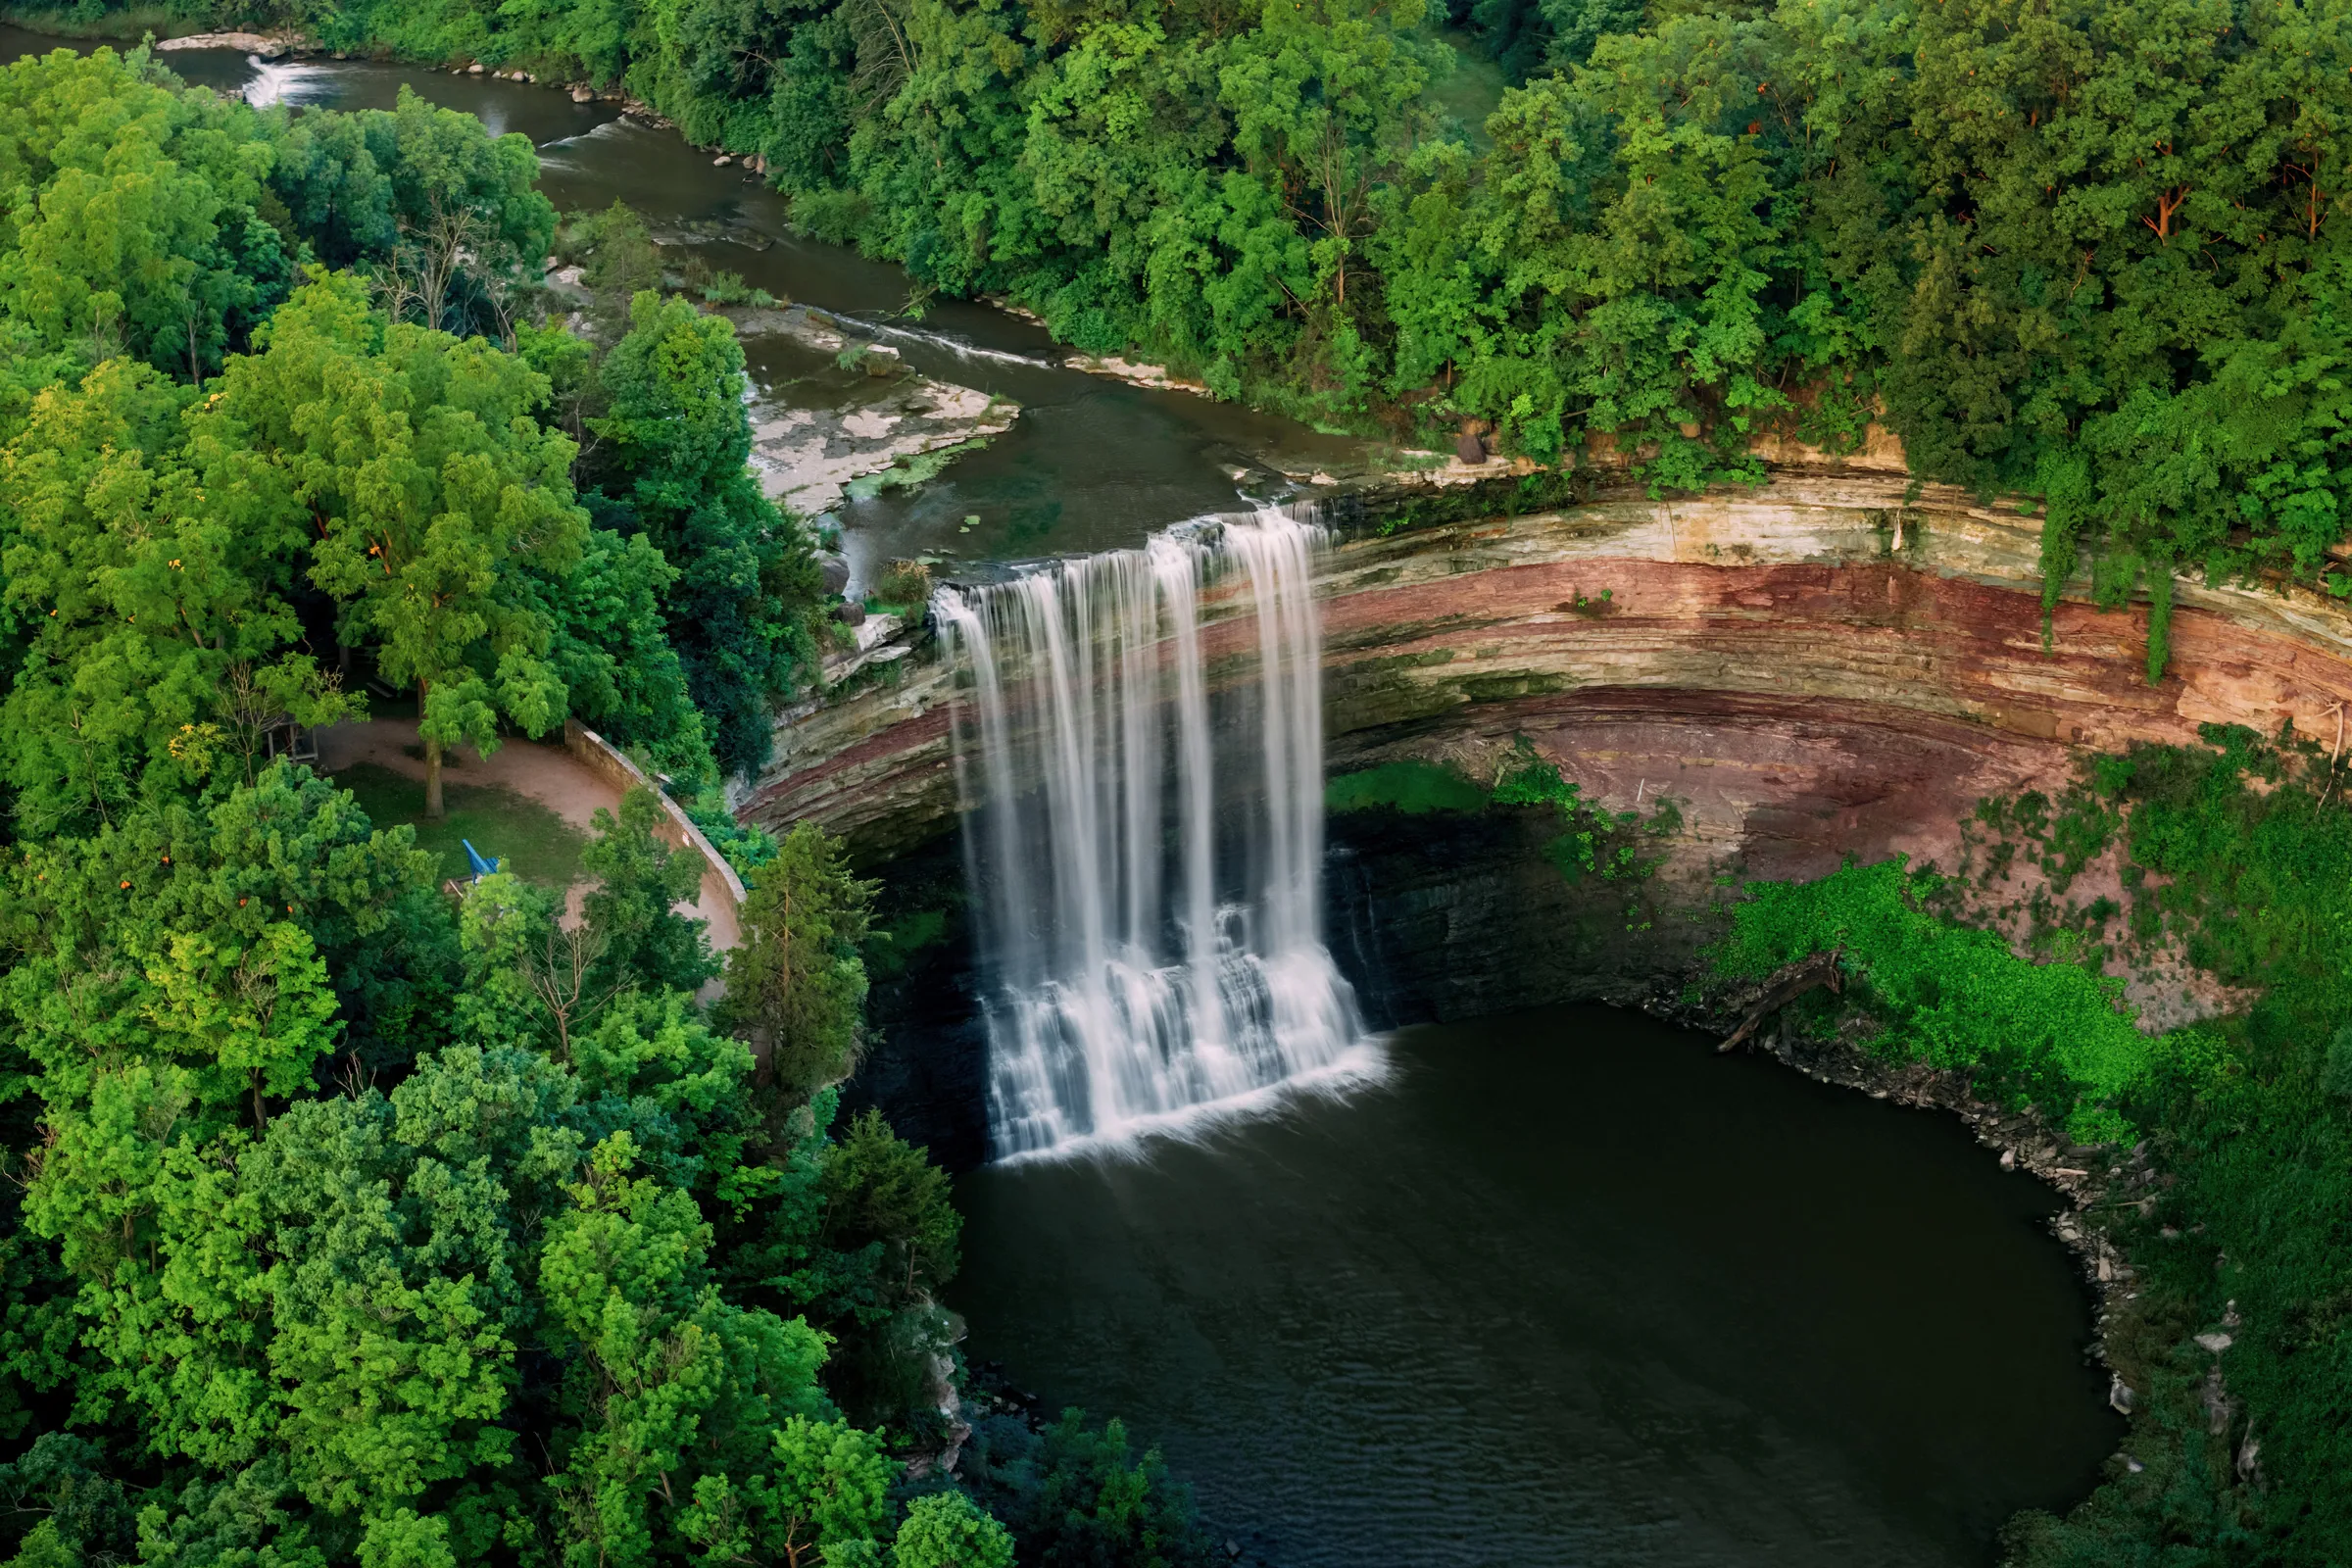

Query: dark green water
left=955, top=1005, right=2120, bottom=1566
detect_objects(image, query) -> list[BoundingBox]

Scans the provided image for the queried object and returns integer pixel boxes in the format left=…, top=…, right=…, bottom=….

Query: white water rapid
left=934, top=509, right=1370, bottom=1159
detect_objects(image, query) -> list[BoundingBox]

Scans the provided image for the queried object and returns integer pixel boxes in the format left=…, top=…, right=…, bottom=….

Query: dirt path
left=317, top=719, right=744, bottom=956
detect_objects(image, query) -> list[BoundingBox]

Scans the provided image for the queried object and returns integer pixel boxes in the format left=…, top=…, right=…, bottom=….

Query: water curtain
left=934, top=509, right=1365, bottom=1157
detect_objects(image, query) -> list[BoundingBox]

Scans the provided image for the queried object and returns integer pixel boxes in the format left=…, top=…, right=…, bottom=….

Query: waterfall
left=934, top=509, right=1370, bottom=1159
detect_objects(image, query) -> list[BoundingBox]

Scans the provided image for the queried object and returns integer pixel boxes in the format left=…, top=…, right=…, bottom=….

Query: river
left=4, top=28, right=2122, bottom=1562
left=0, top=24, right=1365, bottom=579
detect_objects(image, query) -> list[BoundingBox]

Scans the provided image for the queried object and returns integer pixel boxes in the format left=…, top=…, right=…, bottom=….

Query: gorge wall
left=749, top=465, right=2352, bottom=870
left=744, top=466, right=2352, bottom=1160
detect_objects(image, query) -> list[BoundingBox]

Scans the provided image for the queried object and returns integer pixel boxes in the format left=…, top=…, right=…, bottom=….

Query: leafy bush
left=1324, top=760, right=1490, bottom=813
left=959, top=1410, right=1221, bottom=1568
left=1716, top=858, right=2150, bottom=1143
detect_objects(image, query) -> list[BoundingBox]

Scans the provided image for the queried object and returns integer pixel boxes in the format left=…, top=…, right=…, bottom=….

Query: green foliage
left=859, top=908, right=945, bottom=983
left=891, top=1492, right=1014, bottom=1568
left=589, top=293, right=821, bottom=777
left=0, top=46, right=293, bottom=380
left=276, top=84, right=556, bottom=338
left=561, top=201, right=662, bottom=335
left=1327, top=743, right=1667, bottom=881
left=1716, top=858, right=2151, bottom=1142
left=149, top=0, right=2352, bottom=639
left=1324, top=760, right=1490, bottom=813
left=580, top=786, right=719, bottom=1000
left=1726, top=727, right=2352, bottom=1563
left=716, top=823, right=876, bottom=1100
left=256, top=273, right=586, bottom=814
left=960, top=1410, right=1219, bottom=1568
left=0, top=44, right=1020, bottom=1568
left=0, top=351, right=357, bottom=835
left=820, top=1108, right=960, bottom=1310
left=2326, top=1026, right=2352, bottom=1101
left=1494, top=739, right=1661, bottom=881
left=538, top=527, right=713, bottom=783
left=683, top=801, right=780, bottom=880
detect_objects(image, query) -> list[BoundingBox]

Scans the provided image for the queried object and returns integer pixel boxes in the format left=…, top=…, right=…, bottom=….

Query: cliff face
left=775, top=466, right=2352, bottom=1161
left=748, top=468, right=2352, bottom=882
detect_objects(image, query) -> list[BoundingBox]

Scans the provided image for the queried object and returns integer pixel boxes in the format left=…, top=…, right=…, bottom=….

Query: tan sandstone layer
left=739, top=469, right=2352, bottom=913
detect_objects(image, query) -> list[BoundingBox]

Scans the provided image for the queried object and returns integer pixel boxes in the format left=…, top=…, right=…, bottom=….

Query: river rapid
left=3, top=29, right=2124, bottom=1562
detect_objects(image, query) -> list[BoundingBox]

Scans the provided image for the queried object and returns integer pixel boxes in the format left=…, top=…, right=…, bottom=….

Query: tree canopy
left=214, top=0, right=2352, bottom=658
left=0, top=40, right=1089, bottom=1568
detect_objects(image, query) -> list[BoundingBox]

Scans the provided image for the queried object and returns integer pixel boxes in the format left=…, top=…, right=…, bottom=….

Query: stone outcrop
left=156, top=31, right=295, bottom=54
left=744, top=467, right=2352, bottom=886
left=731, top=307, right=1018, bottom=516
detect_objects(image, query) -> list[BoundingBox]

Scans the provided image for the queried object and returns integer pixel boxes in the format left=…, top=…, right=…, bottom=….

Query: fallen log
left=1717, top=947, right=1844, bottom=1053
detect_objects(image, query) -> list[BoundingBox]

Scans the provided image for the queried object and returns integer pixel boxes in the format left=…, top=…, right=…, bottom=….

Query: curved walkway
left=316, top=719, right=744, bottom=956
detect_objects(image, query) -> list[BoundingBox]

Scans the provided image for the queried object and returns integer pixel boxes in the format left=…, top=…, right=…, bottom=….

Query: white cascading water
left=934, top=508, right=1369, bottom=1159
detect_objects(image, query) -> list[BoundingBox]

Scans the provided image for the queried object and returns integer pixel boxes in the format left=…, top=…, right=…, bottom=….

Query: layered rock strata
left=781, top=465, right=2352, bottom=1161
left=745, top=467, right=2352, bottom=878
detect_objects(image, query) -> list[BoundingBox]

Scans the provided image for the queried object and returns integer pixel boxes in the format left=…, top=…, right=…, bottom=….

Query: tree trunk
left=1717, top=948, right=1844, bottom=1053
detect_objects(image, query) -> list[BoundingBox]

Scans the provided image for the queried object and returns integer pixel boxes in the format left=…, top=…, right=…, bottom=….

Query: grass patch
left=1325, top=760, right=1490, bottom=814
left=863, top=907, right=947, bottom=981
left=335, top=760, right=590, bottom=889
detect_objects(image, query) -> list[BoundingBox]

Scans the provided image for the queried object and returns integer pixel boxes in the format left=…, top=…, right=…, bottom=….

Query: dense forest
left=0, top=41, right=1222, bottom=1568
left=42, top=0, right=2346, bottom=666
left=2, top=0, right=2350, bottom=1563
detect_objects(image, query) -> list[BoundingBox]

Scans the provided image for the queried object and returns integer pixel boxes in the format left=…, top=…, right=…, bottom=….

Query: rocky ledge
left=742, top=466, right=2352, bottom=892
left=731, top=307, right=1018, bottom=517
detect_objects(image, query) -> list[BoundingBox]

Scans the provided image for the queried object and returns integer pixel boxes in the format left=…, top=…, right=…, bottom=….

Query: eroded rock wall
left=749, top=468, right=2352, bottom=880
left=774, top=466, right=2352, bottom=1159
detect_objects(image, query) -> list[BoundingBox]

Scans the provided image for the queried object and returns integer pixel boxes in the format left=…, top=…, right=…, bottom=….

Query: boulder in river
left=156, top=31, right=289, bottom=55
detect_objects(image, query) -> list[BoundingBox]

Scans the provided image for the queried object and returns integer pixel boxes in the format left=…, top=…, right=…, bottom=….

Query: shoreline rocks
left=733, top=306, right=1018, bottom=518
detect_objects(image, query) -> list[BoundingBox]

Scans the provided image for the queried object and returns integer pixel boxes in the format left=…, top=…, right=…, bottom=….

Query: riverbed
left=955, top=1005, right=2120, bottom=1566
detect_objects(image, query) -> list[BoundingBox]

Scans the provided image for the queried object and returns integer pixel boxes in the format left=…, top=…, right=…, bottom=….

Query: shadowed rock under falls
left=934, top=508, right=1368, bottom=1158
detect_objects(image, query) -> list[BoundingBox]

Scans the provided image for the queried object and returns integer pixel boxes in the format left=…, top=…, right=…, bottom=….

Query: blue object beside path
left=462, top=839, right=501, bottom=880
